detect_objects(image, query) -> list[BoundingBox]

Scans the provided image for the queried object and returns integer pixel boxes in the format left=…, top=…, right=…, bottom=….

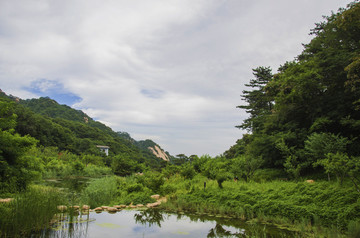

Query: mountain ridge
left=1, top=90, right=172, bottom=165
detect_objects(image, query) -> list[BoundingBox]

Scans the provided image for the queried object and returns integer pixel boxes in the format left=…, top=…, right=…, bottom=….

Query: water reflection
left=134, top=209, right=164, bottom=227
left=42, top=212, right=94, bottom=238
left=207, top=223, right=244, bottom=237
left=42, top=209, right=295, bottom=238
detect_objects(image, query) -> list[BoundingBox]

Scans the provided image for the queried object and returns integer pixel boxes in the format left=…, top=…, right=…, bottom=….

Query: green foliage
left=136, top=171, right=165, bottom=194
left=231, top=156, right=263, bottom=182
left=80, top=176, right=118, bottom=208
left=315, top=152, right=360, bottom=187
left=0, top=94, right=167, bottom=169
left=0, top=185, right=65, bottom=237
left=180, top=163, right=196, bottom=180
left=162, top=164, right=181, bottom=178
left=83, top=164, right=112, bottom=177
left=305, top=133, right=350, bottom=161
left=237, top=66, right=274, bottom=132
left=161, top=175, right=360, bottom=232
left=111, top=154, right=144, bottom=176
left=0, top=98, right=38, bottom=192
left=232, top=2, right=360, bottom=173
left=348, top=220, right=360, bottom=238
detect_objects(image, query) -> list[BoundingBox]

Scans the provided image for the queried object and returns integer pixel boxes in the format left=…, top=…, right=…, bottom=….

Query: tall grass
left=0, top=185, right=66, bottom=237
left=158, top=174, right=359, bottom=236
left=79, top=175, right=156, bottom=207
left=80, top=176, right=118, bottom=208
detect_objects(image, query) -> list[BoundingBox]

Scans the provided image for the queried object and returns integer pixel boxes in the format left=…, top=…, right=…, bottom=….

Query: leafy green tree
left=161, top=164, right=181, bottom=179
left=137, top=171, right=164, bottom=193
left=315, top=152, right=359, bottom=187
left=111, top=154, right=143, bottom=176
left=215, top=171, right=232, bottom=189
left=0, top=98, right=37, bottom=191
left=231, top=155, right=263, bottom=182
left=172, top=154, right=189, bottom=166
left=305, top=132, right=350, bottom=161
left=180, top=163, right=196, bottom=180
left=231, top=2, right=360, bottom=175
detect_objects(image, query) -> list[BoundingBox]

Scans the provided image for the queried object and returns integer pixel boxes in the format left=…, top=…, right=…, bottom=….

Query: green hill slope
left=1, top=92, right=170, bottom=169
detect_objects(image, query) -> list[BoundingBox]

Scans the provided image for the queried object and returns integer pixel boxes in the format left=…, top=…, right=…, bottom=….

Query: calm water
left=41, top=209, right=295, bottom=238
left=37, top=178, right=296, bottom=237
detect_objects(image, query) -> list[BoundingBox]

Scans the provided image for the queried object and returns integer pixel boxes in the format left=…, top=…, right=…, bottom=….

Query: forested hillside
left=0, top=92, right=170, bottom=191
left=226, top=1, right=360, bottom=182
left=18, top=96, right=169, bottom=159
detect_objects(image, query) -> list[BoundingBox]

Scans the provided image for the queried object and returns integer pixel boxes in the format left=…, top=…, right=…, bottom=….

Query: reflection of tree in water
left=44, top=212, right=93, bottom=238
left=207, top=223, right=244, bottom=238
left=134, top=209, right=164, bottom=228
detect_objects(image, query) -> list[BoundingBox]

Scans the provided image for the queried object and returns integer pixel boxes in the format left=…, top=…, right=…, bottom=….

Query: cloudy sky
left=0, top=0, right=349, bottom=156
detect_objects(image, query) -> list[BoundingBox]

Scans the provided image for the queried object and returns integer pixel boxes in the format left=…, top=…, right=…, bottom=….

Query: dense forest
left=1, top=2, right=360, bottom=237
left=226, top=1, right=360, bottom=184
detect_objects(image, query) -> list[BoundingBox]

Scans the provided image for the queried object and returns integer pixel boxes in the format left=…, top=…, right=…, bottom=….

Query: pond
left=41, top=209, right=295, bottom=238
left=34, top=178, right=297, bottom=237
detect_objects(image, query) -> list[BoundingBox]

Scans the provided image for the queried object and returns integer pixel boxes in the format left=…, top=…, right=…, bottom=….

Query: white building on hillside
left=96, top=145, right=109, bottom=156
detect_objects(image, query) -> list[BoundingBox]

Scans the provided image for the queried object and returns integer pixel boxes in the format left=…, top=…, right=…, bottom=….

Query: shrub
left=80, top=176, right=117, bottom=208
left=126, top=183, right=144, bottom=193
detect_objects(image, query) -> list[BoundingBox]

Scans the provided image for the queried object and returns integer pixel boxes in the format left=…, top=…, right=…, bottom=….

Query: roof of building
left=96, top=145, right=110, bottom=149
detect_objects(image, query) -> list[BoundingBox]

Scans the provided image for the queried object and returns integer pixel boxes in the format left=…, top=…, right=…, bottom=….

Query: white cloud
left=0, top=0, right=349, bottom=156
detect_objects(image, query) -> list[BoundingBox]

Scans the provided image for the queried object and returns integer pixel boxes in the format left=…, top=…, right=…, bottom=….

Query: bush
left=126, top=183, right=144, bottom=193
left=80, top=176, right=117, bottom=208
left=348, top=220, right=360, bottom=238
left=83, top=164, right=112, bottom=177
left=137, top=171, right=164, bottom=194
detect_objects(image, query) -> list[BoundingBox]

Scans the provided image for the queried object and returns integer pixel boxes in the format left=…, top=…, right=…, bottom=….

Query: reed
left=0, top=185, right=66, bottom=237
left=80, top=176, right=117, bottom=208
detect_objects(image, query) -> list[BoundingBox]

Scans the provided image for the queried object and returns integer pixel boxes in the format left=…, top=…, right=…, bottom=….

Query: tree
left=237, top=66, right=273, bottom=132
left=111, top=154, right=143, bottom=176
left=180, top=163, right=196, bottom=180
left=305, top=133, right=350, bottom=161
left=0, top=98, right=37, bottom=191
left=230, top=2, right=360, bottom=174
left=231, top=155, right=263, bottom=182
left=171, top=154, right=189, bottom=166
left=316, top=152, right=359, bottom=187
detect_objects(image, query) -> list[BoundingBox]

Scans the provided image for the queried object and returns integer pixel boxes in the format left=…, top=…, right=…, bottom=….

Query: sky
left=0, top=0, right=350, bottom=157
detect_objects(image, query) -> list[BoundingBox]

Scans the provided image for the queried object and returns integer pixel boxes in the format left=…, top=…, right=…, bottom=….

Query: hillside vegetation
left=225, top=1, right=360, bottom=185
left=1, top=2, right=360, bottom=237
left=0, top=92, right=169, bottom=191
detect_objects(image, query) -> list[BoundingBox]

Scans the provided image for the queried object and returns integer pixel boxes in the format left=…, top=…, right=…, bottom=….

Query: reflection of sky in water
left=50, top=210, right=289, bottom=238
left=54, top=210, right=217, bottom=238
left=132, top=225, right=157, bottom=236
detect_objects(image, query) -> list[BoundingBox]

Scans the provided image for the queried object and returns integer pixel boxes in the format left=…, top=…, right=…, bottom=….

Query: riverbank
left=158, top=174, right=360, bottom=237
left=1, top=174, right=359, bottom=237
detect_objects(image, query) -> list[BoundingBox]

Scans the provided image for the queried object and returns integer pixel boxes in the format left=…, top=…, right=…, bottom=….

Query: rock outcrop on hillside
left=148, top=145, right=169, bottom=161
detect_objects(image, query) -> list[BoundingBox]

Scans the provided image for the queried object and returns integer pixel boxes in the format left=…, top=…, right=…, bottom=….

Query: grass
left=0, top=185, right=66, bottom=237
left=158, top=174, right=360, bottom=237
left=2, top=172, right=358, bottom=237
left=79, top=175, right=156, bottom=208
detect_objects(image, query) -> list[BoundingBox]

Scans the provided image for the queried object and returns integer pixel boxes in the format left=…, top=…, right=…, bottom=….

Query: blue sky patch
left=140, top=89, right=164, bottom=99
left=25, top=79, right=82, bottom=106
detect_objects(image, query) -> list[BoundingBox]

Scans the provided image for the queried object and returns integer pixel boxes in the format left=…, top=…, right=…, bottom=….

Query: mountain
left=116, top=132, right=171, bottom=161
left=1, top=91, right=171, bottom=168
left=135, top=140, right=171, bottom=161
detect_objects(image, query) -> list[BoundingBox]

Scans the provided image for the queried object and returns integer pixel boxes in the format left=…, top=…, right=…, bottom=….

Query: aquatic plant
left=0, top=185, right=65, bottom=237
